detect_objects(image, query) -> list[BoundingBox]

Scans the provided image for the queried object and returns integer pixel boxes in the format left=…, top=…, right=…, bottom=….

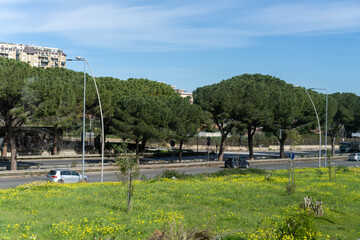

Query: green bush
left=160, top=170, right=189, bottom=179
left=279, top=210, right=317, bottom=239
left=248, top=209, right=318, bottom=239
left=337, top=165, right=349, bottom=172
left=148, top=222, right=211, bottom=240
left=209, top=168, right=267, bottom=177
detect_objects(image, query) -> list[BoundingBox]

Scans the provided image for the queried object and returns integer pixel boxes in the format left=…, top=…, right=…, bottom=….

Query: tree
left=168, top=95, right=203, bottom=162
left=262, top=81, right=307, bottom=158
left=109, top=79, right=176, bottom=154
left=329, top=92, right=360, bottom=155
left=124, top=78, right=177, bottom=98
left=31, top=68, right=83, bottom=154
left=193, top=83, right=237, bottom=161
left=0, top=58, right=35, bottom=169
left=195, top=74, right=327, bottom=160
left=114, top=142, right=140, bottom=212
left=111, top=94, right=171, bottom=155
left=116, top=155, right=140, bottom=212
left=88, top=77, right=125, bottom=143
left=229, top=75, right=272, bottom=160
left=216, top=74, right=273, bottom=160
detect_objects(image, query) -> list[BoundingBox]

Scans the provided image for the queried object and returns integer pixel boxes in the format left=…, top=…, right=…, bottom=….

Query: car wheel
left=58, top=179, right=64, bottom=184
left=83, top=178, right=88, bottom=182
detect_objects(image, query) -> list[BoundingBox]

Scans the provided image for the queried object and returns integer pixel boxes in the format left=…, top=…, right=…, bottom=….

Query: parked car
left=348, top=153, right=360, bottom=161
left=225, top=157, right=250, bottom=169
left=47, top=169, right=88, bottom=183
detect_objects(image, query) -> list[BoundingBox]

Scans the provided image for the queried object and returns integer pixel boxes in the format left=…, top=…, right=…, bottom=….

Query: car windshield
left=341, top=143, right=350, bottom=147
left=48, top=170, right=57, bottom=175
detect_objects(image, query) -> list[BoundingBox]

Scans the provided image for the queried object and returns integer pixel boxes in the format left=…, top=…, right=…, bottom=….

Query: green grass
left=0, top=167, right=359, bottom=239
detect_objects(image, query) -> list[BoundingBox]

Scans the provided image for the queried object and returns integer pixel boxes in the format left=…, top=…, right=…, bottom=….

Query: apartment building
left=0, top=42, right=66, bottom=68
left=175, top=88, right=193, bottom=103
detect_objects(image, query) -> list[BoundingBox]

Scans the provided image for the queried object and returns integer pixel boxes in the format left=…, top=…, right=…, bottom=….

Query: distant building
left=174, top=88, right=193, bottom=103
left=0, top=42, right=66, bottom=68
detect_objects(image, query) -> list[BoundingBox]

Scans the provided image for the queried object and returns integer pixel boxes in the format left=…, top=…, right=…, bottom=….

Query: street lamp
left=294, top=85, right=322, bottom=167
left=66, top=57, right=86, bottom=178
left=310, top=88, right=328, bottom=167
left=67, top=57, right=105, bottom=182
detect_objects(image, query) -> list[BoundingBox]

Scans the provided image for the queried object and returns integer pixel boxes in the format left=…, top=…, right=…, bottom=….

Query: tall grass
left=0, top=167, right=359, bottom=239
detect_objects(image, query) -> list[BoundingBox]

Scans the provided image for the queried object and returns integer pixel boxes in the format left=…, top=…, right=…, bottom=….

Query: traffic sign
left=290, top=152, right=295, bottom=160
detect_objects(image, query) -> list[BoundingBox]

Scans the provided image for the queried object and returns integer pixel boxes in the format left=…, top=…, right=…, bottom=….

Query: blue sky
left=1, top=0, right=359, bottom=95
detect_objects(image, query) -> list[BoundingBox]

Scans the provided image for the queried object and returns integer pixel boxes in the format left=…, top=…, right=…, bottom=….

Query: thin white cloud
left=32, top=1, right=249, bottom=51
left=0, top=0, right=359, bottom=51
left=236, top=1, right=360, bottom=36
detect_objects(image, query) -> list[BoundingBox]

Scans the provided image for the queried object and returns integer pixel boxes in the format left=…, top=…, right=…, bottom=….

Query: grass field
left=0, top=167, right=359, bottom=239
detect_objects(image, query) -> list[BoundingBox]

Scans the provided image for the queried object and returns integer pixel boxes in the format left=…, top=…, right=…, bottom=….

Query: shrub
left=264, top=173, right=272, bottom=181
left=160, top=170, right=189, bottom=179
left=250, top=209, right=318, bottom=240
left=279, top=210, right=317, bottom=239
left=247, top=168, right=267, bottom=175
left=148, top=222, right=211, bottom=240
left=337, top=165, right=349, bottom=172
left=286, top=181, right=296, bottom=195
left=71, top=160, right=77, bottom=168
left=209, top=168, right=267, bottom=177
left=300, top=196, right=325, bottom=217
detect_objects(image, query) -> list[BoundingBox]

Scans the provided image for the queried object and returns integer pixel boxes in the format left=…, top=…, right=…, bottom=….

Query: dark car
left=225, top=157, right=250, bottom=169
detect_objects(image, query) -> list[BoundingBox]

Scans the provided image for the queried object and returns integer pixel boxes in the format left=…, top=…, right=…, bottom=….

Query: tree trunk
left=218, top=135, right=226, bottom=161
left=247, top=125, right=256, bottom=160
left=52, top=126, right=58, bottom=155
left=139, top=139, right=147, bottom=154
left=7, top=125, right=17, bottom=170
left=279, top=139, right=285, bottom=159
left=279, top=132, right=288, bottom=159
left=331, top=135, right=336, bottom=156
left=1, top=133, right=8, bottom=157
left=179, top=139, right=183, bottom=163
left=214, top=119, right=234, bottom=162
left=135, top=139, right=139, bottom=156
left=127, top=174, right=133, bottom=212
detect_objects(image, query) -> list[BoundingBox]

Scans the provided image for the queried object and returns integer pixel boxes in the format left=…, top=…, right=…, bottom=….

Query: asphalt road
left=1, top=150, right=339, bottom=170
left=1, top=158, right=359, bottom=189
left=0, top=166, right=222, bottom=189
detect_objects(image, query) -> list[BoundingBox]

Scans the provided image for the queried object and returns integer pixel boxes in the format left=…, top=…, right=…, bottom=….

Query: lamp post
left=66, top=57, right=86, bottom=178
left=67, top=57, right=105, bottom=182
left=294, top=85, right=322, bottom=167
left=310, top=88, right=328, bottom=167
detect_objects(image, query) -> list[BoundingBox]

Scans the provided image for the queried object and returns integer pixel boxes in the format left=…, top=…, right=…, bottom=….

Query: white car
left=46, top=169, right=88, bottom=183
left=348, top=153, right=360, bottom=161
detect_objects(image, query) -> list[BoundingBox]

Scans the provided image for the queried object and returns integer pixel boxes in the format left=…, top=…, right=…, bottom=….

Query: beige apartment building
left=0, top=42, right=66, bottom=68
left=175, top=88, right=193, bottom=103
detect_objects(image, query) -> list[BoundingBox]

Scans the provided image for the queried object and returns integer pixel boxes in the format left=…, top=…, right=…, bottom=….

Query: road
left=0, top=166, right=222, bottom=189
left=0, top=149, right=338, bottom=170
left=1, top=158, right=359, bottom=189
